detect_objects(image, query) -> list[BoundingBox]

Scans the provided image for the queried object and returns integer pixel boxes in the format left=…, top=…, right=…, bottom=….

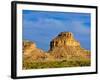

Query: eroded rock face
left=50, top=32, right=80, bottom=50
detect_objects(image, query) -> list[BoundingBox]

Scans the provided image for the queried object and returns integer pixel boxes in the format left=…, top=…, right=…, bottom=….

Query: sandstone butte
left=23, top=32, right=90, bottom=61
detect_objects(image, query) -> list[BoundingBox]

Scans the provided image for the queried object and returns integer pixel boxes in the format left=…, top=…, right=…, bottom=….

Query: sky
left=23, top=10, right=91, bottom=51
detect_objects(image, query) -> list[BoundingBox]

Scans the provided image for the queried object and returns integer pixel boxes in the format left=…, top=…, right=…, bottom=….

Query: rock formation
left=23, top=40, right=48, bottom=61
left=49, top=32, right=90, bottom=59
left=50, top=32, right=80, bottom=50
left=23, top=32, right=90, bottom=68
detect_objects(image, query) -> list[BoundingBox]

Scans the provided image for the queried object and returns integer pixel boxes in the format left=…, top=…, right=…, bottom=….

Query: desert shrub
left=23, top=58, right=90, bottom=69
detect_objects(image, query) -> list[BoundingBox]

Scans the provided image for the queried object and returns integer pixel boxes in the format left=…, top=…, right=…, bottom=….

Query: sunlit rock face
left=50, top=32, right=80, bottom=50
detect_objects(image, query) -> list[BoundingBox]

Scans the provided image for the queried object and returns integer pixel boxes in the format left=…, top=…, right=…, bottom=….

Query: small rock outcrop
left=23, top=41, right=36, bottom=55
left=23, top=40, right=48, bottom=60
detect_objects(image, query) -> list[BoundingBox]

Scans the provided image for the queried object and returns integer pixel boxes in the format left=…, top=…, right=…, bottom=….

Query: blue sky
left=23, top=10, right=91, bottom=51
